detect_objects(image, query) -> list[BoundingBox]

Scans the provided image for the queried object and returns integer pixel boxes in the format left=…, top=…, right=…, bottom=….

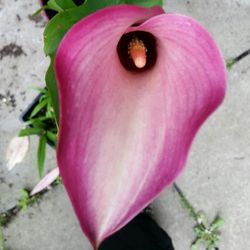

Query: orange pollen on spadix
left=128, top=38, right=147, bottom=69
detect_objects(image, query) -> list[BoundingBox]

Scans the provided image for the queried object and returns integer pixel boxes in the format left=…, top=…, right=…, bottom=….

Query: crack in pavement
left=0, top=181, right=61, bottom=228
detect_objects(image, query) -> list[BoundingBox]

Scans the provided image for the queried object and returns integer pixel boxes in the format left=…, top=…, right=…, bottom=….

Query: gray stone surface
left=5, top=186, right=90, bottom=250
left=156, top=58, right=250, bottom=250
left=0, top=0, right=250, bottom=250
left=0, top=0, right=52, bottom=213
left=164, top=0, right=250, bottom=58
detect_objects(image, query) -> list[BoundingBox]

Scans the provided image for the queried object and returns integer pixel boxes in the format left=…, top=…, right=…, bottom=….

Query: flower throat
left=117, top=31, right=157, bottom=72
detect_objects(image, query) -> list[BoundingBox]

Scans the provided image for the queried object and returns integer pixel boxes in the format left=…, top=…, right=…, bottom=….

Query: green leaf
left=197, top=211, right=209, bottom=227
left=194, top=225, right=204, bottom=237
left=46, top=98, right=54, bottom=118
left=122, top=0, right=163, bottom=7
left=37, top=135, right=47, bottom=178
left=54, top=0, right=77, bottom=10
left=25, top=117, right=51, bottom=128
left=210, top=216, right=224, bottom=231
left=44, top=6, right=86, bottom=56
left=47, top=0, right=79, bottom=12
left=30, top=98, right=48, bottom=118
left=19, top=127, right=43, bottom=137
left=47, top=0, right=78, bottom=12
left=47, top=0, right=64, bottom=12
left=191, top=238, right=202, bottom=250
left=46, top=131, right=58, bottom=146
left=45, top=57, right=59, bottom=123
left=18, top=189, right=30, bottom=210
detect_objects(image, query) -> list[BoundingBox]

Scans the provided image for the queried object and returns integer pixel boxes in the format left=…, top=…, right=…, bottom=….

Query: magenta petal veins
left=55, top=5, right=226, bottom=248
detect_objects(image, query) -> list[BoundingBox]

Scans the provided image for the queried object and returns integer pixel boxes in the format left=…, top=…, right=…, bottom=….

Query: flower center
left=128, top=38, right=147, bottom=69
left=117, top=31, right=157, bottom=72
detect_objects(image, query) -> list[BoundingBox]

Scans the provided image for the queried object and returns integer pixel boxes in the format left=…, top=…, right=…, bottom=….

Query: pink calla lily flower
left=55, top=5, right=226, bottom=249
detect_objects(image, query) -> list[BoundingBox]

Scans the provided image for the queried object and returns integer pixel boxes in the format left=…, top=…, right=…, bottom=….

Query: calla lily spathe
left=55, top=5, right=226, bottom=248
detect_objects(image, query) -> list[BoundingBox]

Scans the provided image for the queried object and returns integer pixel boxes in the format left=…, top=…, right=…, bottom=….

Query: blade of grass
left=37, top=135, right=46, bottom=178
left=30, top=99, right=48, bottom=118
left=46, top=131, right=57, bottom=146
left=25, top=117, right=52, bottom=127
left=19, top=127, right=43, bottom=137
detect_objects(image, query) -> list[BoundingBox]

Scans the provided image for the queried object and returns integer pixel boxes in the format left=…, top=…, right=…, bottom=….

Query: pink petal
left=30, top=168, right=60, bottom=196
left=55, top=5, right=226, bottom=248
